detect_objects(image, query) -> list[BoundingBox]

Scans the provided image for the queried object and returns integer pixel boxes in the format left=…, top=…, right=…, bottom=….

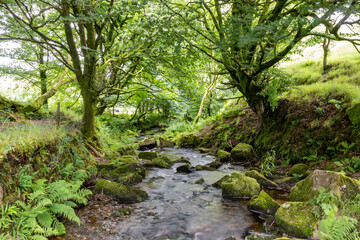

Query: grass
left=282, top=47, right=360, bottom=105
left=0, top=122, right=66, bottom=161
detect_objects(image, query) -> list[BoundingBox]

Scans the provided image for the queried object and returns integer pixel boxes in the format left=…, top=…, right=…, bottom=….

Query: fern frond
left=30, top=235, right=48, bottom=240
left=36, top=210, right=53, bottom=229
left=49, top=203, right=81, bottom=225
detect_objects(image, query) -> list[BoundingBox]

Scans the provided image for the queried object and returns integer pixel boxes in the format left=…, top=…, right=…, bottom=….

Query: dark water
left=59, top=148, right=260, bottom=240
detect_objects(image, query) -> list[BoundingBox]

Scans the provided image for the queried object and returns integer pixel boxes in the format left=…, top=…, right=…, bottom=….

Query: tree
left=162, top=0, right=360, bottom=127
left=0, top=0, right=152, bottom=143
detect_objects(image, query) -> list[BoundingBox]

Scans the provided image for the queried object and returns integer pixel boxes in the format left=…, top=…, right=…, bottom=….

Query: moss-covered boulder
left=217, top=150, right=231, bottom=162
left=289, top=170, right=360, bottom=202
left=245, top=170, right=280, bottom=189
left=195, top=178, right=205, bottom=184
left=118, top=155, right=139, bottom=165
left=195, top=165, right=216, bottom=171
left=346, top=103, right=360, bottom=125
left=275, top=202, right=317, bottom=238
left=248, top=191, right=279, bottom=215
left=100, top=167, right=144, bottom=185
left=274, top=177, right=298, bottom=190
left=195, top=147, right=212, bottom=153
left=173, top=156, right=191, bottom=164
left=139, top=138, right=157, bottom=150
left=94, top=179, right=148, bottom=203
left=138, top=151, right=158, bottom=160
left=176, top=164, right=193, bottom=173
left=177, top=133, right=202, bottom=148
left=144, top=155, right=173, bottom=168
left=221, top=172, right=260, bottom=199
left=159, top=137, right=175, bottom=148
left=287, top=163, right=308, bottom=177
left=230, top=143, right=254, bottom=162
left=118, top=172, right=143, bottom=185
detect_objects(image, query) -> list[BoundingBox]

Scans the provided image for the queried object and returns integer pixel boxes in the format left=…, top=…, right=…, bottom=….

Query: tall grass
left=0, top=122, right=66, bottom=160
left=283, top=47, right=360, bottom=104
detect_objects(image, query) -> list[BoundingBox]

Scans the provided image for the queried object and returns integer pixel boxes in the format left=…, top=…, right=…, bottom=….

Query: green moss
left=144, top=155, right=173, bottom=168
left=177, top=133, right=202, bottom=148
left=118, top=155, right=139, bottom=165
left=217, top=150, right=231, bottom=162
left=94, top=179, right=148, bottom=203
left=346, top=103, right=360, bottom=125
left=138, top=151, right=158, bottom=160
left=287, top=163, right=309, bottom=177
left=248, top=191, right=279, bottom=215
left=274, top=177, right=298, bottom=189
left=118, top=172, right=143, bottom=185
left=289, top=170, right=360, bottom=202
left=112, top=207, right=132, bottom=217
left=275, top=202, right=317, bottom=238
left=221, top=172, right=260, bottom=199
left=230, top=143, right=254, bottom=162
left=245, top=170, right=280, bottom=189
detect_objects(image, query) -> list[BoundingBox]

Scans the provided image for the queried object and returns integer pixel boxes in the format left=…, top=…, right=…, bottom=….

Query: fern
left=319, top=215, right=360, bottom=240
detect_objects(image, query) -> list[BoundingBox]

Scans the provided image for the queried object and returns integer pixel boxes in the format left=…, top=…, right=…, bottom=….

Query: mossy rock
left=346, top=103, right=360, bottom=125
left=274, top=177, right=298, bottom=190
left=176, top=164, right=193, bottom=173
left=173, top=157, right=191, bottom=164
left=118, top=172, right=144, bottom=185
left=159, top=137, right=175, bottom=148
left=139, top=138, right=157, bottom=150
left=246, top=235, right=277, bottom=240
left=221, top=172, right=260, bottom=199
left=177, top=133, right=202, bottom=148
left=287, top=163, right=308, bottom=177
left=217, top=150, right=231, bottom=162
left=118, top=155, right=139, bottom=165
left=195, top=165, right=216, bottom=171
left=324, top=161, right=342, bottom=172
left=248, top=191, right=279, bottom=215
left=275, top=202, right=317, bottom=238
left=94, top=179, right=148, bottom=203
left=138, top=151, right=158, bottom=160
left=195, top=178, right=205, bottom=184
left=245, top=170, right=280, bottom=189
left=206, top=160, right=222, bottom=169
left=289, top=170, right=360, bottom=202
left=195, top=147, right=212, bottom=153
left=230, top=143, right=255, bottom=162
left=144, top=155, right=173, bottom=169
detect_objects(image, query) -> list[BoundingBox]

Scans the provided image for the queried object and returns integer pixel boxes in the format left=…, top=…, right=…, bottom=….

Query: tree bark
left=80, top=84, right=98, bottom=142
left=39, top=49, right=48, bottom=108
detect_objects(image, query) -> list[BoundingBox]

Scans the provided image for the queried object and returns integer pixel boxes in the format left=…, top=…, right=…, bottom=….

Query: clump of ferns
left=0, top=179, right=92, bottom=240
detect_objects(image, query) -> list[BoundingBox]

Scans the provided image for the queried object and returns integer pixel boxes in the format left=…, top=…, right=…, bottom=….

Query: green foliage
left=259, top=150, right=276, bottom=177
left=0, top=122, right=66, bottom=161
left=0, top=179, right=91, bottom=239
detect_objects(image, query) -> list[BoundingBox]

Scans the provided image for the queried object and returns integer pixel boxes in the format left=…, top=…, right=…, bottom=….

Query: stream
left=58, top=148, right=264, bottom=240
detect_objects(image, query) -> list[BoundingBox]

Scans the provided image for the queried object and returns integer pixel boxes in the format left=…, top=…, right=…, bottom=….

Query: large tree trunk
left=39, top=50, right=48, bottom=108
left=79, top=81, right=98, bottom=143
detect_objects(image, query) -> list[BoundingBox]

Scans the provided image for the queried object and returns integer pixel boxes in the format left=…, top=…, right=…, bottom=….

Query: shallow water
left=58, top=148, right=260, bottom=240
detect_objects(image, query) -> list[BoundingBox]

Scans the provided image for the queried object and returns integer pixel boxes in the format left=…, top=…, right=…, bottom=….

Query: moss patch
left=217, top=150, right=231, bottom=162
left=245, top=170, right=280, bottom=189
left=346, top=103, right=360, bottom=125
left=221, top=172, right=260, bottom=199
left=177, top=133, right=202, bottom=148
left=144, top=155, right=173, bottom=169
left=138, top=151, right=158, bottom=160
left=289, top=170, right=360, bottom=202
left=287, top=163, right=309, bottom=177
left=248, top=190, right=279, bottom=215
left=275, top=202, right=317, bottom=238
left=230, top=143, right=254, bottom=162
left=94, top=179, right=148, bottom=203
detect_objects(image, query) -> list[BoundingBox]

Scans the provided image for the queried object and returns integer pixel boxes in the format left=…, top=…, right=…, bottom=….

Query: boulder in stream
left=94, top=179, right=148, bottom=203
left=230, top=143, right=255, bottom=162
left=274, top=177, right=298, bottom=190
left=138, top=151, right=158, bottom=160
left=248, top=190, right=279, bottom=215
left=245, top=170, right=280, bottom=189
left=176, top=164, right=193, bottom=173
left=177, top=133, right=202, bottom=148
left=144, top=155, right=173, bottom=168
left=173, top=156, right=191, bottom=164
left=159, top=137, right=175, bottom=148
left=275, top=202, right=317, bottom=238
left=139, top=138, right=157, bottom=150
left=217, top=150, right=231, bottom=162
left=221, top=172, right=260, bottom=199
left=289, top=170, right=360, bottom=202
